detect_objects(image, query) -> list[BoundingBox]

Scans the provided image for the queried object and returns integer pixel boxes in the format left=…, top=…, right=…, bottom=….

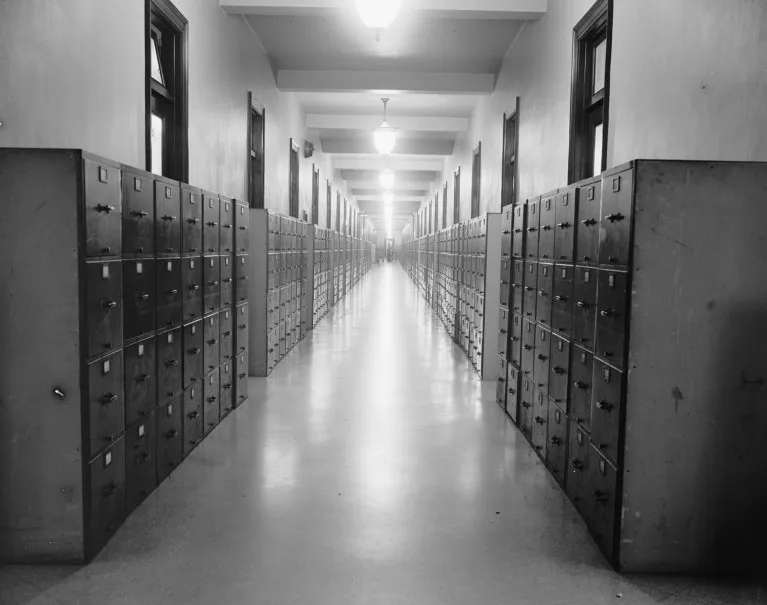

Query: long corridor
left=3, top=264, right=764, bottom=605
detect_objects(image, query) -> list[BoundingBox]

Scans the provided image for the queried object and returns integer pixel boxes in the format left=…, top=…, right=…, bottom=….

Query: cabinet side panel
left=248, top=209, right=268, bottom=376
left=0, top=149, right=84, bottom=562
left=482, top=214, right=502, bottom=380
left=621, top=160, right=767, bottom=573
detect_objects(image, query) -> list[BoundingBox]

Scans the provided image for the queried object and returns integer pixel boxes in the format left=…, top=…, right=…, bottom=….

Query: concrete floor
left=2, top=263, right=766, bottom=605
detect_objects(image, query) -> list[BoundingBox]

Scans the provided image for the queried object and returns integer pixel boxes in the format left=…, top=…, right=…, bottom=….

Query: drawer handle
left=557, top=222, right=571, bottom=229
left=223, top=224, right=232, bottom=229
left=239, top=324, right=247, bottom=329
left=162, top=215, right=177, bottom=221
left=96, top=204, right=116, bottom=213
left=536, top=354, right=547, bottom=361
left=165, top=429, right=178, bottom=439
left=223, top=330, right=232, bottom=337
left=239, top=276, right=248, bottom=281
left=552, top=366, right=565, bottom=375
left=102, top=483, right=118, bottom=497
left=576, top=300, right=590, bottom=309
left=140, top=373, right=152, bottom=382
left=131, top=210, right=149, bottom=218
left=508, top=388, right=516, bottom=395
left=188, top=411, right=200, bottom=419
left=189, top=347, right=201, bottom=355
left=554, top=295, right=567, bottom=302
left=223, top=278, right=232, bottom=283
left=497, top=377, right=505, bottom=383
left=239, top=226, right=248, bottom=231
left=550, top=436, right=562, bottom=445
left=189, top=284, right=200, bottom=291
left=238, top=373, right=247, bottom=379
left=208, top=280, right=219, bottom=286
left=206, top=221, right=218, bottom=227
left=581, top=218, right=597, bottom=226
left=207, top=396, right=217, bottom=403
left=187, top=218, right=200, bottom=224
left=534, top=416, right=545, bottom=425
left=573, top=380, right=589, bottom=390
left=538, top=290, right=548, bottom=297
left=594, top=490, right=609, bottom=504
left=513, top=228, right=522, bottom=233
left=600, top=308, right=615, bottom=318
left=511, top=336, right=519, bottom=342
left=541, top=225, right=552, bottom=231
left=165, top=359, right=179, bottom=367
left=139, top=453, right=152, bottom=464
left=500, top=329, right=507, bottom=334
left=523, top=345, right=532, bottom=351
left=571, top=459, right=583, bottom=471
left=527, top=227, right=536, bottom=232
left=521, top=402, right=531, bottom=409
left=101, top=392, right=118, bottom=404
left=101, top=299, right=118, bottom=310
left=166, top=289, right=179, bottom=295
left=606, top=213, right=624, bottom=222
left=140, top=409, right=151, bottom=417
left=596, top=400, right=614, bottom=412
left=207, top=339, right=217, bottom=345
left=223, top=383, right=232, bottom=390
left=136, top=293, right=150, bottom=300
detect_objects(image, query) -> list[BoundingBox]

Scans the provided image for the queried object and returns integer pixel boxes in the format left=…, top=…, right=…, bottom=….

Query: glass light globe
left=374, top=124, right=397, bottom=155
left=355, top=0, right=402, bottom=29
left=379, top=169, right=395, bottom=190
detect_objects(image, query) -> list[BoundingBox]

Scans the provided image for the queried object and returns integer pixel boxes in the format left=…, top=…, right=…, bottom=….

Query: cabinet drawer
left=183, top=319, right=203, bottom=389
left=86, top=438, right=126, bottom=560
left=531, top=389, right=549, bottom=458
left=157, top=398, right=182, bottom=482
left=155, top=178, right=181, bottom=255
left=496, top=356, right=507, bottom=412
left=519, top=375, right=535, bottom=440
left=538, top=193, right=556, bottom=260
left=202, top=191, right=220, bottom=253
left=182, top=385, right=203, bottom=456
left=83, top=157, right=121, bottom=258
left=589, top=445, right=619, bottom=563
left=595, top=270, right=629, bottom=369
left=203, top=368, right=220, bottom=436
left=235, top=349, right=249, bottom=407
left=498, top=306, right=509, bottom=358
left=599, top=168, right=634, bottom=268
left=501, top=206, right=512, bottom=258
left=500, top=257, right=511, bottom=307
left=220, top=197, right=234, bottom=253
left=511, top=260, right=524, bottom=314
left=524, top=198, right=540, bottom=259
left=548, top=334, right=571, bottom=408
left=182, top=257, right=203, bottom=321
left=536, top=262, right=554, bottom=326
left=125, top=411, right=157, bottom=515
left=551, top=263, right=574, bottom=338
left=573, top=266, right=598, bottom=350
left=554, top=187, right=577, bottom=262
left=510, top=312, right=523, bottom=368
left=534, top=325, right=551, bottom=395
left=219, top=361, right=234, bottom=417
left=85, top=261, right=123, bottom=360
left=123, top=259, right=156, bottom=341
left=547, top=403, right=568, bottom=487
left=203, top=312, right=220, bottom=374
left=86, top=351, right=124, bottom=460
left=124, top=336, right=156, bottom=427
left=203, top=255, right=221, bottom=314
left=506, top=364, right=521, bottom=424
left=522, top=261, right=537, bottom=320
left=236, top=254, right=249, bottom=303
left=121, top=167, right=154, bottom=257
left=235, top=203, right=250, bottom=253
left=181, top=185, right=202, bottom=255
left=156, top=327, right=182, bottom=405
left=157, top=258, right=182, bottom=329
left=591, top=360, right=624, bottom=465
left=570, top=345, right=594, bottom=430
left=565, top=421, right=591, bottom=520
left=576, top=177, right=601, bottom=264
left=220, top=255, right=233, bottom=309
left=219, top=308, right=233, bottom=364
left=512, top=204, right=525, bottom=258
left=235, top=302, right=249, bottom=355
left=523, top=320, right=538, bottom=378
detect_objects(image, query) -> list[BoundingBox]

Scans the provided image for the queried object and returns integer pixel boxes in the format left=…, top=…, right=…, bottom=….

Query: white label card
left=138, top=424, right=145, bottom=437
left=103, top=360, right=110, bottom=374
left=102, top=265, right=110, bottom=279
left=136, top=262, right=143, bottom=274
left=138, top=344, right=144, bottom=356
left=105, top=451, right=112, bottom=467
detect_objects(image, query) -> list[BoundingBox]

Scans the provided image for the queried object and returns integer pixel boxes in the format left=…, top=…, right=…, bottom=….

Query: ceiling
left=224, top=0, right=547, bottom=233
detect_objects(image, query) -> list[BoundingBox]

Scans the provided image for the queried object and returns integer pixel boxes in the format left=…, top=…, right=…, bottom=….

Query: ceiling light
left=383, top=192, right=393, bottom=205
left=355, top=0, right=402, bottom=29
left=379, top=169, right=395, bottom=190
left=374, top=98, right=397, bottom=155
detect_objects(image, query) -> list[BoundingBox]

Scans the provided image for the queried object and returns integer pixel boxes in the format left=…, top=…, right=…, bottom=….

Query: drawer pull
left=223, top=330, right=232, bottom=337
left=594, top=490, right=609, bottom=504
left=557, top=222, right=571, bottom=229
left=161, top=215, right=177, bottom=221
left=527, top=227, right=537, bottom=232
left=207, top=396, right=217, bottom=403
left=188, top=410, right=200, bottom=419
left=581, top=218, right=597, bottom=226
left=606, top=213, right=624, bottom=222
left=238, top=373, right=247, bottom=379
left=139, top=453, right=152, bottom=464
left=239, top=324, right=247, bottom=329
left=524, top=286, right=534, bottom=292
left=550, top=436, right=562, bottom=445
left=206, top=221, right=218, bottom=227
left=165, top=359, right=179, bottom=367
left=523, top=345, right=532, bottom=351
left=101, top=392, right=118, bottom=404
left=101, top=299, right=118, bottom=310
left=596, top=400, right=614, bottom=412
left=512, top=282, right=521, bottom=288
left=189, top=284, right=200, bottom=291
left=576, top=300, right=590, bottom=309
left=165, top=429, right=178, bottom=439
left=166, top=289, right=179, bottom=295
left=541, top=225, right=552, bottom=231
left=239, top=276, right=248, bottom=281
left=571, top=459, right=583, bottom=470
left=223, top=383, right=232, bottom=390
left=536, top=354, right=547, bottom=361
left=497, top=377, right=504, bottom=383
left=538, top=290, right=548, bottom=297
left=102, top=483, right=118, bottom=497
left=223, top=224, right=232, bottom=229
left=131, top=210, right=149, bottom=218
left=207, top=338, right=217, bottom=345
left=534, top=416, right=545, bottom=425
left=573, top=380, right=589, bottom=390
left=554, top=295, right=567, bottom=302
left=140, top=373, right=152, bottom=382
left=600, top=308, right=615, bottom=318
left=187, top=218, right=200, bottom=224
left=500, top=329, right=507, bottom=334
left=513, top=228, right=522, bottom=233
left=508, top=388, right=516, bottom=395
left=208, top=280, right=219, bottom=286
left=96, top=204, right=116, bottom=213
left=238, top=226, right=248, bottom=231
left=223, top=278, right=232, bottom=283
left=189, top=347, right=201, bottom=355
left=136, top=293, right=150, bottom=300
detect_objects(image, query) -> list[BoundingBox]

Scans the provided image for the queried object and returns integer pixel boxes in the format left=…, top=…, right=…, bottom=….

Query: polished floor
left=2, top=263, right=765, bottom=605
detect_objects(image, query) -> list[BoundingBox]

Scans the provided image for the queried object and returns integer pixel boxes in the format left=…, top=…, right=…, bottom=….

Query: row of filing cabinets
left=0, top=148, right=250, bottom=564
left=494, top=159, right=767, bottom=574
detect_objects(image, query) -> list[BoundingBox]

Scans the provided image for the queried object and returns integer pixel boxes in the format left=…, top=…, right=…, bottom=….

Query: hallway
left=0, top=263, right=762, bottom=605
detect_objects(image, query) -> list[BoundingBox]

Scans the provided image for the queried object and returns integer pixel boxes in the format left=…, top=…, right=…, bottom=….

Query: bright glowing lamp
left=355, top=0, right=402, bottom=29
left=373, top=98, right=397, bottom=155
left=379, top=169, right=395, bottom=190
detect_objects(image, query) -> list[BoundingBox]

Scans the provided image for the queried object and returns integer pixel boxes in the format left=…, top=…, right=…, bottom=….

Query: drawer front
left=220, top=198, right=234, bottom=253
left=546, top=403, right=568, bottom=487
left=511, top=260, right=524, bottom=314
left=521, top=318, right=536, bottom=377
left=236, top=254, right=249, bottom=303
left=536, top=262, right=554, bottom=326
left=496, top=356, right=507, bottom=412
left=235, top=302, right=249, bottom=355
left=512, top=204, right=525, bottom=258
left=506, top=364, right=521, bottom=423
left=591, top=360, right=624, bottom=465
left=182, top=385, right=203, bottom=456
left=519, top=375, right=535, bottom=440
left=235, top=349, right=249, bottom=407
left=570, top=345, right=594, bottom=429
left=531, top=389, right=549, bottom=458
left=157, top=258, right=182, bottom=329
left=203, top=255, right=221, bottom=314
left=534, top=325, right=551, bottom=395
left=576, top=179, right=601, bottom=264
left=122, top=170, right=154, bottom=256
left=510, top=312, right=523, bottom=368
left=86, top=438, right=126, bottom=560
left=183, top=319, right=203, bottom=388
left=267, top=329, right=278, bottom=373
left=548, top=334, right=571, bottom=408
left=589, top=445, right=619, bottom=563
left=501, top=207, right=512, bottom=257
left=156, top=327, right=182, bottom=404
left=573, top=266, right=598, bottom=350
left=219, top=307, right=234, bottom=363
left=203, top=313, right=220, bottom=374
left=157, top=398, right=182, bottom=482
left=499, top=258, right=511, bottom=307
left=538, top=194, right=556, bottom=260
left=83, top=158, right=121, bottom=258
left=498, top=306, right=509, bottom=358
left=595, top=270, right=629, bottom=369
left=203, top=192, right=220, bottom=253
left=599, top=168, right=634, bottom=268
left=551, top=263, right=575, bottom=338
left=219, top=361, right=234, bottom=417
left=235, top=203, right=250, bottom=253
left=86, top=351, right=125, bottom=459
left=125, top=411, right=158, bottom=515
left=124, top=337, right=157, bottom=427
left=182, top=256, right=204, bottom=321
left=554, top=188, right=577, bottom=262
left=565, top=421, right=592, bottom=520
left=220, top=255, right=234, bottom=309
left=525, top=199, right=540, bottom=259
left=203, top=368, right=220, bottom=436
left=122, top=259, right=156, bottom=341
left=86, top=261, right=123, bottom=360
left=181, top=187, right=202, bottom=255
left=155, top=180, right=181, bottom=255
left=522, top=261, right=538, bottom=320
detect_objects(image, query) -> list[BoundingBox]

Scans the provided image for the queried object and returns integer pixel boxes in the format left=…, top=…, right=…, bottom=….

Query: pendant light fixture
left=379, top=168, right=395, bottom=190
left=373, top=98, right=397, bottom=155
left=355, top=0, right=402, bottom=29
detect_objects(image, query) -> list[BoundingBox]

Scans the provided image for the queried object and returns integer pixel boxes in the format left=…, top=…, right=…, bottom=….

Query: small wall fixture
left=374, top=98, right=397, bottom=155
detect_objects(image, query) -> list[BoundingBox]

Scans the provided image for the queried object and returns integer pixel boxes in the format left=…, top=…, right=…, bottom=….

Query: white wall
left=0, top=0, right=359, bottom=220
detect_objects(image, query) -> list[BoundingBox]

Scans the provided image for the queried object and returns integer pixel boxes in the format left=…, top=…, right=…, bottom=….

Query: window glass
left=151, top=113, right=164, bottom=175
left=592, top=122, right=603, bottom=177
left=593, top=38, right=606, bottom=94
left=151, top=35, right=165, bottom=85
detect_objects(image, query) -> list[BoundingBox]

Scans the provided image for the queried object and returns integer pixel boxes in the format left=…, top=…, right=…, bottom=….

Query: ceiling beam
left=221, top=0, right=546, bottom=19
left=346, top=180, right=431, bottom=191
left=334, top=157, right=444, bottom=172
left=307, top=114, right=469, bottom=132
left=277, top=71, right=495, bottom=94
left=320, top=138, right=454, bottom=155
left=340, top=170, right=438, bottom=181
left=352, top=189, right=427, bottom=197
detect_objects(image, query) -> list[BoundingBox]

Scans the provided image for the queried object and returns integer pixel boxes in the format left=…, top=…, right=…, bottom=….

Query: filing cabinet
left=203, top=312, right=220, bottom=374
left=122, top=166, right=155, bottom=257
left=157, top=327, right=183, bottom=405
left=183, top=319, right=203, bottom=388
left=203, top=255, right=220, bottom=313
left=219, top=307, right=234, bottom=363
left=554, top=186, right=577, bottom=262
left=182, top=385, right=203, bottom=456
left=83, top=155, right=122, bottom=259
left=548, top=334, right=570, bottom=409
left=220, top=196, right=234, bottom=253
left=86, top=351, right=125, bottom=460
left=123, top=258, right=156, bottom=341
left=524, top=197, right=540, bottom=259
left=182, top=257, right=203, bottom=321
left=86, top=260, right=123, bottom=360
left=547, top=403, right=567, bottom=486
left=157, top=397, right=183, bottom=482
left=220, top=255, right=234, bottom=308
left=181, top=185, right=202, bottom=255
left=533, top=325, right=551, bottom=395
left=536, top=262, right=553, bottom=326
left=522, top=261, right=537, bottom=320
left=125, top=411, right=157, bottom=515
left=537, top=191, right=557, bottom=260
left=124, top=336, right=156, bottom=426
left=155, top=177, right=181, bottom=256
left=203, top=368, right=220, bottom=435
left=157, top=258, right=182, bottom=329
left=86, top=438, right=126, bottom=559
left=219, top=360, right=234, bottom=417
left=202, top=191, right=220, bottom=254
left=572, top=266, right=597, bottom=350
left=506, top=364, right=520, bottom=423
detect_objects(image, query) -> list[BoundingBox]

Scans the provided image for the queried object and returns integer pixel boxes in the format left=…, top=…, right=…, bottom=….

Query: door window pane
left=151, top=113, right=164, bottom=175
left=592, top=122, right=603, bottom=177
left=593, top=38, right=606, bottom=94
left=151, top=35, right=165, bottom=86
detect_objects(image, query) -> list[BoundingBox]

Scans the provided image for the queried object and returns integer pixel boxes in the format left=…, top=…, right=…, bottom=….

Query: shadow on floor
left=0, top=565, right=81, bottom=605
